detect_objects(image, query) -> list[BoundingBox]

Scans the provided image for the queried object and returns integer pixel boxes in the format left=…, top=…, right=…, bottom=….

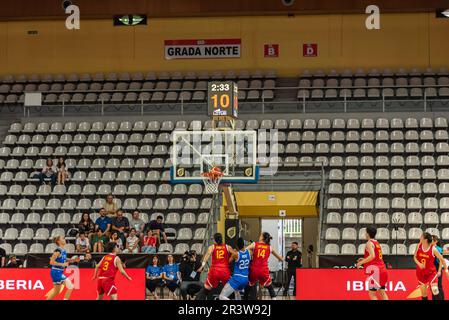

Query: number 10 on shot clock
left=207, top=81, right=238, bottom=119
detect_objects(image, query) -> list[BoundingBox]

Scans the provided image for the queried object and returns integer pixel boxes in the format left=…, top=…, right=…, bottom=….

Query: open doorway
left=260, top=219, right=302, bottom=271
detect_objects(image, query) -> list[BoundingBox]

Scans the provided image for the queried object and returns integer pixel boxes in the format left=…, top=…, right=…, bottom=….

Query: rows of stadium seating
left=0, top=71, right=276, bottom=105
left=3, top=115, right=449, bottom=257
left=0, top=119, right=229, bottom=256
left=297, top=68, right=449, bottom=99
left=2, top=68, right=449, bottom=105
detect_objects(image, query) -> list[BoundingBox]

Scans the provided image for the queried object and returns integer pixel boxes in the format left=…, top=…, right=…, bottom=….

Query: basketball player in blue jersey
left=219, top=238, right=251, bottom=300
left=45, top=235, right=79, bottom=300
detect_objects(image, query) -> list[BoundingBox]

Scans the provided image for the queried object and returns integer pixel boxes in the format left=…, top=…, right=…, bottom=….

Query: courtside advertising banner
left=164, top=39, right=241, bottom=59
left=296, top=269, right=449, bottom=300
left=0, top=268, right=145, bottom=300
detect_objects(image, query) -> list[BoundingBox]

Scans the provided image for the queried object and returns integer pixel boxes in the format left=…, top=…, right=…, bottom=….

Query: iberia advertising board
left=0, top=268, right=145, bottom=300
left=296, top=269, right=449, bottom=300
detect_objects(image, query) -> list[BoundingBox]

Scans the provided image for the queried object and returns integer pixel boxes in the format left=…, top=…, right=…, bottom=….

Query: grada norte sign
left=165, top=39, right=241, bottom=59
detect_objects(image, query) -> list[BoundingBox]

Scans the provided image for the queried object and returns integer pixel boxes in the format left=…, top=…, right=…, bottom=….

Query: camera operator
left=179, top=250, right=202, bottom=300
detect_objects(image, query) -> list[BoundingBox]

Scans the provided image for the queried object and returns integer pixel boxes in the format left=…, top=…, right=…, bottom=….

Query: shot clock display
left=207, top=81, right=238, bottom=119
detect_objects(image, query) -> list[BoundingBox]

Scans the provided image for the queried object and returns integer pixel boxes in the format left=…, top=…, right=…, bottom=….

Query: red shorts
left=416, top=269, right=438, bottom=286
left=365, top=266, right=388, bottom=290
left=97, top=277, right=117, bottom=296
left=206, top=267, right=230, bottom=289
left=249, top=266, right=271, bottom=286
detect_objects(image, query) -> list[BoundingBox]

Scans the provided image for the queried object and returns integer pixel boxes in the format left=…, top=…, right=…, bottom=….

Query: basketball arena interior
left=0, top=0, right=449, bottom=302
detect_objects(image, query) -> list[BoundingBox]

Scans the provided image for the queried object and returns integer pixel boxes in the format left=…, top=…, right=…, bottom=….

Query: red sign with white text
left=296, top=269, right=449, bottom=300
left=0, top=268, right=145, bottom=300
left=264, top=44, right=279, bottom=57
left=303, top=43, right=318, bottom=57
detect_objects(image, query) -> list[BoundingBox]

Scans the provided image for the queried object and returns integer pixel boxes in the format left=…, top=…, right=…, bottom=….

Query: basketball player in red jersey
left=196, top=233, right=236, bottom=300
left=92, top=242, right=132, bottom=300
left=245, top=232, right=284, bottom=300
left=414, top=232, right=447, bottom=300
left=356, top=226, right=389, bottom=300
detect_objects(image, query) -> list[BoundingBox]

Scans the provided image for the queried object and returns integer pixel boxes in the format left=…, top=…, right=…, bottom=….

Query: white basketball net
left=201, top=172, right=224, bottom=194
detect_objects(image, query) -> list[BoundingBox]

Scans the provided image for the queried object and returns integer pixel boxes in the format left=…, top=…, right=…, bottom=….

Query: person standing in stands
left=283, top=241, right=302, bottom=296
left=104, top=194, right=118, bottom=217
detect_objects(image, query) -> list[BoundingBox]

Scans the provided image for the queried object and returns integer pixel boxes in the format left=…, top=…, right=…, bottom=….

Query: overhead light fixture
left=436, top=9, right=449, bottom=18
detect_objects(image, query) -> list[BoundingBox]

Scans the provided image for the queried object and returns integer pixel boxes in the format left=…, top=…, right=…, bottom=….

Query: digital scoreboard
left=207, top=81, right=238, bottom=119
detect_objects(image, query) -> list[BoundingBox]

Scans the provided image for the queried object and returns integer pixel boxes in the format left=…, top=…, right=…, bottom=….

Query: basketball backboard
left=170, top=130, right=259, bottom=184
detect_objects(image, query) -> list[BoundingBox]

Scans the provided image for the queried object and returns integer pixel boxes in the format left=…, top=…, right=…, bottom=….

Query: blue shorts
left=50, top=269, right=67, bottom=285
left=228, top=275, right=249, bottom=291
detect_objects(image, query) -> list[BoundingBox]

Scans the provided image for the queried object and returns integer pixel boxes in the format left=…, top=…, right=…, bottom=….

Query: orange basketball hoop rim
left=201, top=167, right=225, bottom=194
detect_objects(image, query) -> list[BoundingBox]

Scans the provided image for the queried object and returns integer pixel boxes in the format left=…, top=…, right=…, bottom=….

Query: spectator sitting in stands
left=78, top=212, right=95, bottom=241
left=92, top=229, right=108, bottom=253
left=104, top=194, right=118, bottom=217
left=123, top=228, right=139, bottom=254
left=5, top=254, right=23, bottom=268
left=109, top=231, right=124, bottom=251
left=94, top=208, right=112, bottom=238
left=111, top=209, right=130, bottom=243
left=144, top=215, right=168, bottom=245
left=56, top=157, right=69, bottom=185
left=162, top=254, right=181, bottom=299
left=146, top=256, right=164, bottom=300
left=142, top=230, right=158, bottom=254
left=75, top=232, right=90, bottom=253
left=130, top=210, right=145, bottom=238
left=77, top=253, right=96, bottom=268
left=38, top=159, right=57, bottom=185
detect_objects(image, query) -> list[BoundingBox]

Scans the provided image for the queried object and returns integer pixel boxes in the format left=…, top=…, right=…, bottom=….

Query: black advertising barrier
left=25, top=253, right=186, bottom=268
left=225, top=218, right=240, bottom=249
left=319, top=255, right=416, bottom=269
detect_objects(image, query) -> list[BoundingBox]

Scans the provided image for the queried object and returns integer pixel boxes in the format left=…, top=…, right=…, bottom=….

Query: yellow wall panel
left=340, top=13, right=429, bottom=69
left=0, top=13, right=447, bottom=76
left=429, top=18, right=449, bottom=68
left=224, top=191, right=319, bottom=218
